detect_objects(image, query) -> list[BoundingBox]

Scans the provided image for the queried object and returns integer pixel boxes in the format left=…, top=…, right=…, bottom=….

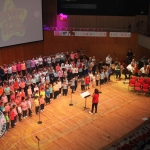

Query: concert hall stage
left=1, top=78, right=150, bottom=150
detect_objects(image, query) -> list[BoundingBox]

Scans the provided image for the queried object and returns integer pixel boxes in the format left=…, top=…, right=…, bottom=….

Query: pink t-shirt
left=30, top=60, right=35, bottom=68
left=10, top=94, right=15, bottom=100
left=20, top=81, right=25, bottom=88
left=21, top=101, right=27, bottom=111
left=28, top=89, right=32, bottom=95
left=10, top=85, right=14, bottom=92
left=17, top=63, right=21, bottom=71
left=5, top=105, right=10, bottom=112
left=1, top=96, right=8, bottom=104
left=58, top=70, right=63, bottom=77
left=70, top=53, right=75, bottom=59
left=12, top=65, right=17, bottom=72
left=40, top=98, right=45, bottom=104
left=13, top=108, right=18, bottom=116
left=15, top=99, right=21, bottom=105
left=4, top=68, right=8, bottom=74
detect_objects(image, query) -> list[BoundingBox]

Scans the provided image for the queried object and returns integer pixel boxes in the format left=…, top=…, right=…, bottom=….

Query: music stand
left=80, top=91, right=90, bottom=111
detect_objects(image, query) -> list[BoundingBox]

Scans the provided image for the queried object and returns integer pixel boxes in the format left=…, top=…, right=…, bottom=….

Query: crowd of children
left=0, top=51, right=113, bottom=132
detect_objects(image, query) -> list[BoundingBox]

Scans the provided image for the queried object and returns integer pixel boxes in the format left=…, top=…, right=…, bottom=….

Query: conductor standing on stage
left=89, top=89, right=99, bottom=114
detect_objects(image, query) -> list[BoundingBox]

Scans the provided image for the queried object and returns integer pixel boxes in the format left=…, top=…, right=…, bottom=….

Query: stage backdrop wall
left=56, top=15, right=148, bottom=32
left=0, top=31, right=150, bottom=65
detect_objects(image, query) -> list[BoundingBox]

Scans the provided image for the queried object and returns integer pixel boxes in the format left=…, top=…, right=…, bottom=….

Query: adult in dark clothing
left=65, top=52, right=70, bottom=62
left=128, top=23, right=131, bottom=32
left=0, top=67, right=4, bottom=81
left=42, top=56, right=47, bottom=68
left=49, top=72, right=54, bottom=84
left=126, top=49, right=134, bottom=64
left=49, top=71, right=55, bottom=84
left=67, top=68, right=72, bottom=81
left=92, top=62, right=96, bottom=75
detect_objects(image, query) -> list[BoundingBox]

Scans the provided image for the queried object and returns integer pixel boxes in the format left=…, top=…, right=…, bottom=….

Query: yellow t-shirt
left=35, top=93, right=39, bottom=97
left=40, top=91, right=45, bottom=98
left=53, top=85, right=57, bottom=91
left=34, top=99, right=39, bottom=107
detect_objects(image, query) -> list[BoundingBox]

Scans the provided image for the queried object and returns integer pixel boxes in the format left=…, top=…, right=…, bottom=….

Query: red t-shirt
left=85, top=77, right=90, bottom=84
left=15, top=99, right=21, bottom=105
left=92, top=94, right=99, bottom=103
left=56, top=66, right=60, bottom=72
left=14, top=82, right=19, bottom=90
left=10, top=111, right=14, bottom=120
left=75, top=53, right=79, bottom=59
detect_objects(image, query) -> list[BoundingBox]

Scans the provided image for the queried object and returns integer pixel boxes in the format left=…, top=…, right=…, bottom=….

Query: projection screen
left=0, top=0, right=43, bottom=48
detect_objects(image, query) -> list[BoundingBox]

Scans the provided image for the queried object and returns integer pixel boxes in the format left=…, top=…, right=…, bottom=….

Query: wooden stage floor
left=1, top=78, right=150, bottom=150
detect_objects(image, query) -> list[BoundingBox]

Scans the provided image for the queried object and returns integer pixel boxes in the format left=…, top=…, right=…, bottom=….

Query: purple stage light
left=59, top=13, right=68, bottom=21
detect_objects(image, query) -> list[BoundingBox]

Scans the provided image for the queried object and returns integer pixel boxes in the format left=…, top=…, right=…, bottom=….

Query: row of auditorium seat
left=108, top=122, right=150, bottom=150
left=128, top=77, right=150, bottom=95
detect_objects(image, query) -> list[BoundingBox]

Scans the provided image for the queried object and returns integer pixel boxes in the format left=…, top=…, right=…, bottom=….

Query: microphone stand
left=35, top=136, right=40, bottom=150
left=38, top=98, right=42, bottom=124
left=69, top=89, right=73, bottom=106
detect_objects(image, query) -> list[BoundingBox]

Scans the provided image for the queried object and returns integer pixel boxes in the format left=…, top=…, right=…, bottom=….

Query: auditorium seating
left=134, top=83, right=142, bottom=93
left=128, top=79, right=136, bottom=91
left=128, top=77, right=150, bottom=96
left=142, top=84, right=149, bottom=95
left=108, top=121, right=150, bottom=150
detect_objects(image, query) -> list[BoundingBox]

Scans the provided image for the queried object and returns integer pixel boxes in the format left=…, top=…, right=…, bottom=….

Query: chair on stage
left=145, top=78, right=150, bottom=85
left=141, top=83, right=150, bottom=96
left=131, top=76, right=138, bottom=80
left=128, top=79, right=136, bottom=91
left=137, top=79, right=144, bottom=86
left=134, top=82, right=142, bottom=93
left=139, top=77, right=145, bottom=81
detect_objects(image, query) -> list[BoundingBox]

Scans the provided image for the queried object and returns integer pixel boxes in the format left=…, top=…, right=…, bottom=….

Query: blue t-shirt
left=45, top=89, right=50, bottom=97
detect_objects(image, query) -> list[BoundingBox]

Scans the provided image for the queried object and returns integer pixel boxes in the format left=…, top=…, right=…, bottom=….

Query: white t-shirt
left=106, top=56, right=112, bottom=65
left=140, top=67, right=146, bottom=74
left=38, top=57, right=43, bottom=65
left=72, top=68, right=76, bottom=74
left=35, top=59, right=39, bottom=65
left=65, top=64, right=70, bottom=70
left=127, top=64, right=134, bottom=73
left=8, top=67, right=12, bottom=74
left=75, top=68, right=78, bottom=73
left=47, top=57, right=51, bottom=64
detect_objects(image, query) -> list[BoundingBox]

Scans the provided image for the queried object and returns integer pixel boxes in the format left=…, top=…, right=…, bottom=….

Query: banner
left=54, top=31, right=69, bottom=36
left=72, top=31, right=107, bottom=37
left=54, top=31, right=107, bottom=37
left=109, top=32, right=131, bottom=37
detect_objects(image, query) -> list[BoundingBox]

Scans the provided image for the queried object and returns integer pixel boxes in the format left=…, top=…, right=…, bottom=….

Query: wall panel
left=0, top=32, right=150, bottom=65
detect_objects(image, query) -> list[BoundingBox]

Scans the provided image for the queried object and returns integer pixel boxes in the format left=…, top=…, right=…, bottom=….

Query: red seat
left=142, top=83, right=149, bottom=95
left=139, top=77, right=145, bottom=81
left=134, top=83, right=142, bottom=92
left=131, top=76, right=138, bottom=80
left=145, top=78, right=150, bottom=85
left=137, top=79, right=144, bottom=85
left=128, top=79, right=136, bottom=91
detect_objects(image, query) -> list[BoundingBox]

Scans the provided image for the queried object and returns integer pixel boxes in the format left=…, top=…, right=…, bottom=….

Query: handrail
left=43, top=26, right=138, bottom=32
